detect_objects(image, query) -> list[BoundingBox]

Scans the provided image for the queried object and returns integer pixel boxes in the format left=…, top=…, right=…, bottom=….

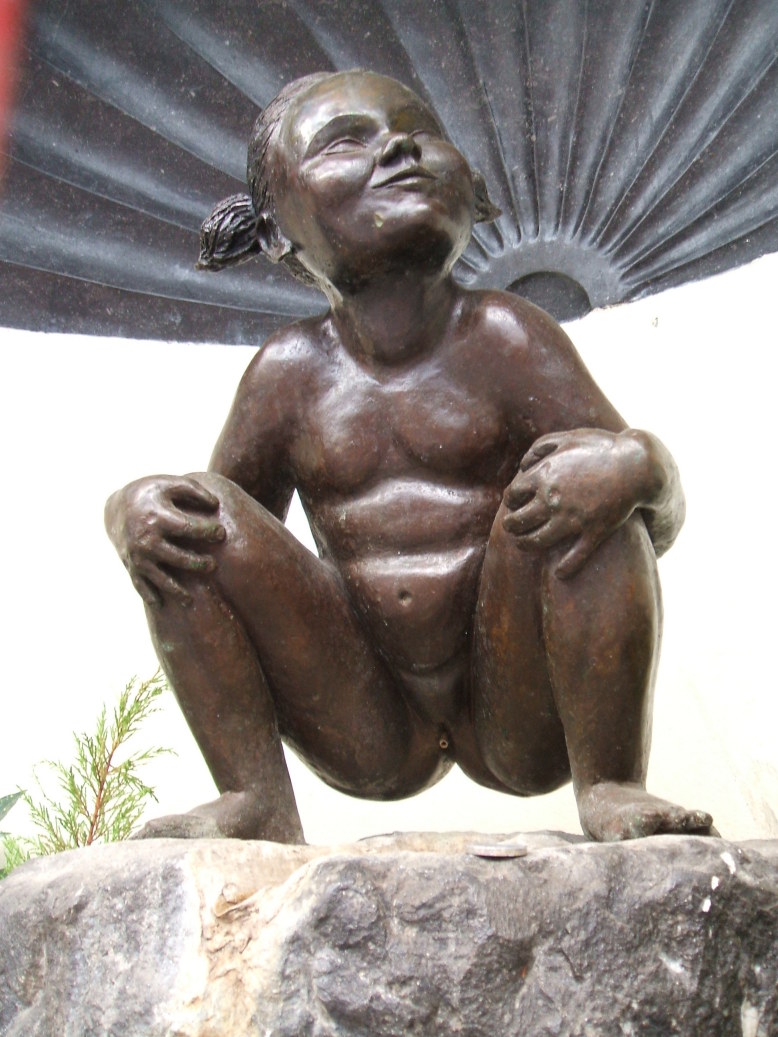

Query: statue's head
left=198, top=70, right=500, bottom=291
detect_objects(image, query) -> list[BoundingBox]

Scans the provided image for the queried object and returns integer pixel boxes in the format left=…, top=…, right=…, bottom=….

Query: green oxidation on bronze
left=105, top=71, right=711, bottom=846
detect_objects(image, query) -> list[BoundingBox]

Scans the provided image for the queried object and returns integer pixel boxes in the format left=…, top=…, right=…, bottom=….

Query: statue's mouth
left=373, top=167, right=436, bottom=188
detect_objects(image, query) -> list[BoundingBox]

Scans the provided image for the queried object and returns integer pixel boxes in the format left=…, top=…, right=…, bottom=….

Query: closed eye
left=324, top=137, right=367, bottom=154
left=304, top=114, right=377, bottom=160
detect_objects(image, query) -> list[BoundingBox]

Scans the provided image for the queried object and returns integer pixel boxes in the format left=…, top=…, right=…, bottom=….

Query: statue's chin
left=318, top=225, right=469, bottom=293
left=290, top=191, right=472, bottom=293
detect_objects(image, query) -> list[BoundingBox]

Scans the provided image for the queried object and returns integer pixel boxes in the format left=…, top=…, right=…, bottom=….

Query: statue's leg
left=136, top=473, right=443, bottom=843
left=472, top=502, right=713, bottom=841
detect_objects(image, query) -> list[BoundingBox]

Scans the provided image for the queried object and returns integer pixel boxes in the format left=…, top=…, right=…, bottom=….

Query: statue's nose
left=378, top=132, right=422, bottom=165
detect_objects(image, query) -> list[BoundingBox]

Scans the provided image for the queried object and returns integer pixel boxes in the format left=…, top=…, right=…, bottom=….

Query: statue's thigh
left=470, top=503, right=570, bottom=795
left=198, top=473, right=440, bottom=796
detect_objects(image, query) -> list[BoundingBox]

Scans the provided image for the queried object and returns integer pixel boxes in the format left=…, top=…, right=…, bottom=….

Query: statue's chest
left=290, top=368, right=510, bottom=492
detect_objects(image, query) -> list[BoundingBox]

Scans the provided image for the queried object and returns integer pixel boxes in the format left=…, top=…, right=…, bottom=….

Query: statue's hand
left=503, top=429, right=645, bottom=579
left=105, top=475, right=226, bottom=607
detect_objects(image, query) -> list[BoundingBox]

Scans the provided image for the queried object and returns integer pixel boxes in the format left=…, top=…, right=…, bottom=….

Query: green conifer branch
left=1, top=671, right=173, bottom=877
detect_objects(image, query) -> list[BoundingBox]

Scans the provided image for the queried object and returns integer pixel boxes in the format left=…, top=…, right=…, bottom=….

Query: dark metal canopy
left=2, top=0, right=777, bottom=341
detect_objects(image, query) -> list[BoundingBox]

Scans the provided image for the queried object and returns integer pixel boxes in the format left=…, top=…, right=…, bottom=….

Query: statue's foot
left=131, top=789, right=305, bottom=844
left=577, top=782, right=714, bottom=842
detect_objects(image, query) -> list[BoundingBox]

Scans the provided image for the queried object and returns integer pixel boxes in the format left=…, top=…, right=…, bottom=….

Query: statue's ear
left=472, top=171, right=502, bottom=224
left=255, top=212, right=294, bottom=264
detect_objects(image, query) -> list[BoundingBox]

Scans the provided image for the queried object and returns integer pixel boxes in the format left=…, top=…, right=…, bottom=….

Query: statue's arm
left=105, top=337, right=297, bottom=606
left=207, top=344, right=297, bottom=521
left=612, top=428, right=685, bottom=559
left=492, top=298, right=685, bottom=576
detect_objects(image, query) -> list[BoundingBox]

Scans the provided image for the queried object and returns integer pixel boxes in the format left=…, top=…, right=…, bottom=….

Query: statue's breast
left=289, top=364, right=512, bottom=496
left=385, top=376, right=508, bottom=475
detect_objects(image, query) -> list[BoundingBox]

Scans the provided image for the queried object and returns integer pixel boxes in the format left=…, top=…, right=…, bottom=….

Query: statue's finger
left=155, top=542, right=217, bottom=573
left=175, top=476, right=221, bottom=510
left=554, top=533, right=598, bottom=579
left=502, top=498, right=546, bottom=534
left=171, top=512, right=226, bottom=542
left=503, top=478, right=536, bottom=509
left=520, top=438, right=558, bottom=471
left=130, top=572, right=162, bottom=609
left=508, top=518, right=563, bottom=551
left=136, top=561, right=193, bottom=607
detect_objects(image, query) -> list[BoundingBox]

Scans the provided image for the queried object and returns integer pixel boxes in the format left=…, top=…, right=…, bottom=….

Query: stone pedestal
left=1, top=832, right=776, bottom=1036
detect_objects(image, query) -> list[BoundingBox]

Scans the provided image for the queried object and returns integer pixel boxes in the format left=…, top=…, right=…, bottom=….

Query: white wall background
left=2, top=253, right=777, bottom=845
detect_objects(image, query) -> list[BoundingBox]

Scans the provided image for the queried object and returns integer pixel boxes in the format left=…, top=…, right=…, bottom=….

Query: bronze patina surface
left=106, top=72, right=712, bottom=844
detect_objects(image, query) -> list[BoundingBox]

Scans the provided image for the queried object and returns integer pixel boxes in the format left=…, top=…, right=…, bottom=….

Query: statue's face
left=268, top=72, right=475, bottom=288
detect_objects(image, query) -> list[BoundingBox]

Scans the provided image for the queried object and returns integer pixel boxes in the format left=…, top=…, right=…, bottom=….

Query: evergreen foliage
left=1, top=672, right=171, bottom=878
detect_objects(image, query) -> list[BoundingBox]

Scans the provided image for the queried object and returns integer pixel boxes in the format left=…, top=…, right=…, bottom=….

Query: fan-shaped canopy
left=1, top=0, right=777, bottom=341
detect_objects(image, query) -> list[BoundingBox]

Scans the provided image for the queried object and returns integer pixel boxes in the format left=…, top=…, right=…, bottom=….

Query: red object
left=0, top=0, right=27, bottom=185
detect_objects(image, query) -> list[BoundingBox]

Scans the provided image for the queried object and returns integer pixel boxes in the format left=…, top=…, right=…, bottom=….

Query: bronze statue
left=105, top=71, right=713, bottom=844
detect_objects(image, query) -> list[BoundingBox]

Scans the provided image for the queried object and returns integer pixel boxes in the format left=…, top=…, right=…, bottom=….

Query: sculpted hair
left=197, top=71, right=500, bottom=281
left=196, top=72, right=330, bottom=281
left=246, top=73, right=332, bottom=221
left=197, top=192, right=261, bottom=271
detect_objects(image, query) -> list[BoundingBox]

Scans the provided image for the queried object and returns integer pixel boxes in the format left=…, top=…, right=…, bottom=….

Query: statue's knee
left=185, top=471, right=269, bottom=526
left=614, top=512, right=658, bottom=568
left=183, top=472, right=251, bottom=538
left=185, top=470, right=226, bottom=492
left=183, top=470, right=236, bottom=510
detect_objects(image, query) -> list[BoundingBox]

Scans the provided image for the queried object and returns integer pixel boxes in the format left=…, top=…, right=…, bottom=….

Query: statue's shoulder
left=463, top=288, right=569, bottom=362
left=240, top=314, right=330, bottom=392
left=255, top=314, right=329, bottom=364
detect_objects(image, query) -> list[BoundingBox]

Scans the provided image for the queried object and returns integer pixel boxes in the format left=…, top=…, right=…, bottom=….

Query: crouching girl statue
left=106, top=71, right=712, bottom=843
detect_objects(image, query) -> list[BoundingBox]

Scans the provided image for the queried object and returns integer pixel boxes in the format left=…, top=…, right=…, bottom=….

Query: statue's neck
left=329, top=274, right=459, bottom=367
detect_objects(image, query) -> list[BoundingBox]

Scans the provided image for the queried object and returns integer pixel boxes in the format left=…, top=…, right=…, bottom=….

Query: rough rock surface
left=1, top=832, right=776, bottom=1037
